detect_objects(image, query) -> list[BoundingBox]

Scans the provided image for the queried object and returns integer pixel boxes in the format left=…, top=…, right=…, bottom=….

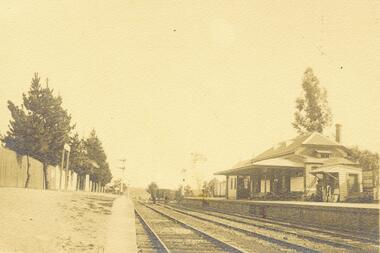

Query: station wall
left=181, top=197, right=379, bottom=236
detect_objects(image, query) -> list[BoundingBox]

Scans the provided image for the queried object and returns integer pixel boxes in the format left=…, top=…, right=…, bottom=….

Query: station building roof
left=253, top=132, right=341, bottom=162
left=215, top=132, right=349, bottom=176
left=215, top=156, right=304, bottom=176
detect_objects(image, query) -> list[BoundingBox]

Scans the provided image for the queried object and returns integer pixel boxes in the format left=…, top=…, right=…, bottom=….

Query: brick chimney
left=335, top=124, right=342, bottom=143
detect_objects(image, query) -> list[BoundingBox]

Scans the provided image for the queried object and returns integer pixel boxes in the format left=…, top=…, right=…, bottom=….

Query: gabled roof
left=321, top=157, right=358, bottom=167
left=252, top=133, right=311, bottom=162
left=302, top=132, right=340, bottom=146
left=253, top=132, right=341, bottom=162
left=214, top=132, right=346, bottom=176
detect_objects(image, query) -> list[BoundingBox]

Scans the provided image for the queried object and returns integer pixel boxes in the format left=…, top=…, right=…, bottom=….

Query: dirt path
left=0, top=188, right=117, bottom=253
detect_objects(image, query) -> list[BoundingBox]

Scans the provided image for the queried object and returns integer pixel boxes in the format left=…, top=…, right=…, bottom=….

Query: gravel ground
left=0, top=187, right=117, bottom=253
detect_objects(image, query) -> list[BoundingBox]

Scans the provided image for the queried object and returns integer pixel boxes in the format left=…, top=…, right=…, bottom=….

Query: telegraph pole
left=60, top=143, right=71, bottom=191
left=118, top=159, right=126, bottom=195
left=180, top=168, right=186, bottom=197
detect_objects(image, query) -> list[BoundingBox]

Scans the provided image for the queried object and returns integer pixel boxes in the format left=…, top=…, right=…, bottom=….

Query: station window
left=315, top=149, right=332, bottom=159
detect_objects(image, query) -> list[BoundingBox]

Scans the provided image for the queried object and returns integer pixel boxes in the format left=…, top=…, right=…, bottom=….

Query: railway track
left=135, top=208, right=169, bottom=252
left=166, top=203, right=379, bottom=244
left=146, top=202, right=379, bottom=253
left=134, top=202, right=245, bottom=253
left=138, top=202, right=312, bottom=252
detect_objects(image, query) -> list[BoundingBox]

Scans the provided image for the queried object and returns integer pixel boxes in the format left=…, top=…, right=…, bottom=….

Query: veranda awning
left=215, top=157, right=304, bottom=176
left=310, top=164, right=362, bottom=175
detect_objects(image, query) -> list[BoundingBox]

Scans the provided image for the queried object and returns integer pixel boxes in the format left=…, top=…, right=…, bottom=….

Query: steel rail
left=159, top=203, right=362, bottom=251
left=167, top=203, right=380, bottom=245
left=149, top=203, right=321, bottom=253
left=138, top=202, right=247, bottom=253
left=134, top=208, right=172, bottom=253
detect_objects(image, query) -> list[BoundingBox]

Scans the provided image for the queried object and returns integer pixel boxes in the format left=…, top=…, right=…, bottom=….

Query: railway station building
left=215, top=126, right=363, bottom=202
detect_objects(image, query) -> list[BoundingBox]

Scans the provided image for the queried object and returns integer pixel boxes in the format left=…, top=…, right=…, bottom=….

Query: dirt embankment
left=0, top=188, right=117, bottom=253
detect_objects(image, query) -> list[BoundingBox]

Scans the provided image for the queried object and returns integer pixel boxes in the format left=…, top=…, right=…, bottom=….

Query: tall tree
left=69, top=133, right=92, bottom=189
left=84, top=129, right=112, bottom=189
left=4, top=73, right=74, bottom=188
left=99, top=161, right=112, bottom=187
left=70, top=133, right=86, bottom=175
left=292, top=68, right=332, bottom=134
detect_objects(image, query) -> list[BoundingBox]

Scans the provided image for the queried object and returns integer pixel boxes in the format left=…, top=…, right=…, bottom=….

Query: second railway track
left=157, top=203, right=380, bottom=253
left=143, top=201, right=380, bottom=253
left=137, top=202, right=312, bottom=253
left=134, top=202, right=244, bottom=253
left=136, top=201, right=380, bottom=253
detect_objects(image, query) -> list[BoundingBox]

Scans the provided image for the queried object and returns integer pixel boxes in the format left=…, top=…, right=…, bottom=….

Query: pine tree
left=292, top=68, right=332, bottom=134
left=84, top=129, right=112, bottom=190
left=69, top=133, right=93, bottom=189
left=4, top=73, right=74, bottom=188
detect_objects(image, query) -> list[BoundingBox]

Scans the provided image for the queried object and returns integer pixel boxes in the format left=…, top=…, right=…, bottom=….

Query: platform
left=104, top=195, right=137, bottom=253
left=181, top=197, right=380, bottom=236
left=188, top=197, right=380, bottom=209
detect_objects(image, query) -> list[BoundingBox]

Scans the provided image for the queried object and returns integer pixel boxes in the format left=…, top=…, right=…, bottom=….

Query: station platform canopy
left=215, top=156, right=304, bottom=176
left=308, top=157, right=361, bottom=182
left=310, top=164, right=362, bottom=175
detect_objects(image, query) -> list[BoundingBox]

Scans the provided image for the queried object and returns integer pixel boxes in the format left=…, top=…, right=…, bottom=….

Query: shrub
left=345, top=192, right=374, bottom=203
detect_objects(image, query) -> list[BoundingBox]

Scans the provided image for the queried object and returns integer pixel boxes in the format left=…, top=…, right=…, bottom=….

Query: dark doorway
left=237, top=176, right=250, bottom=199
left=348, top=174, right=359, bottom=193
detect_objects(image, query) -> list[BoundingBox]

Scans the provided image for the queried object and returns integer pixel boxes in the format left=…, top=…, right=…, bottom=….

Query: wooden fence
left=0, top=145, right=44, bottom=189
left=0, top=145, right=98, bottom=192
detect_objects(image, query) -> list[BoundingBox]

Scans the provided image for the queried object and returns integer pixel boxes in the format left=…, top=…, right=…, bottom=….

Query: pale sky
left=1, top=1, right=379, bottom=189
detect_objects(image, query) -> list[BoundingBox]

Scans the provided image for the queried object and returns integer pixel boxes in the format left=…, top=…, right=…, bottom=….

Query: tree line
left=1, top=73, right=112, bottom=189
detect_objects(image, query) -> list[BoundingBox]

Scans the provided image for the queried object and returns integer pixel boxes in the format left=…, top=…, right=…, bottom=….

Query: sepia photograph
left=0, top=1, right=379, bottom=252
